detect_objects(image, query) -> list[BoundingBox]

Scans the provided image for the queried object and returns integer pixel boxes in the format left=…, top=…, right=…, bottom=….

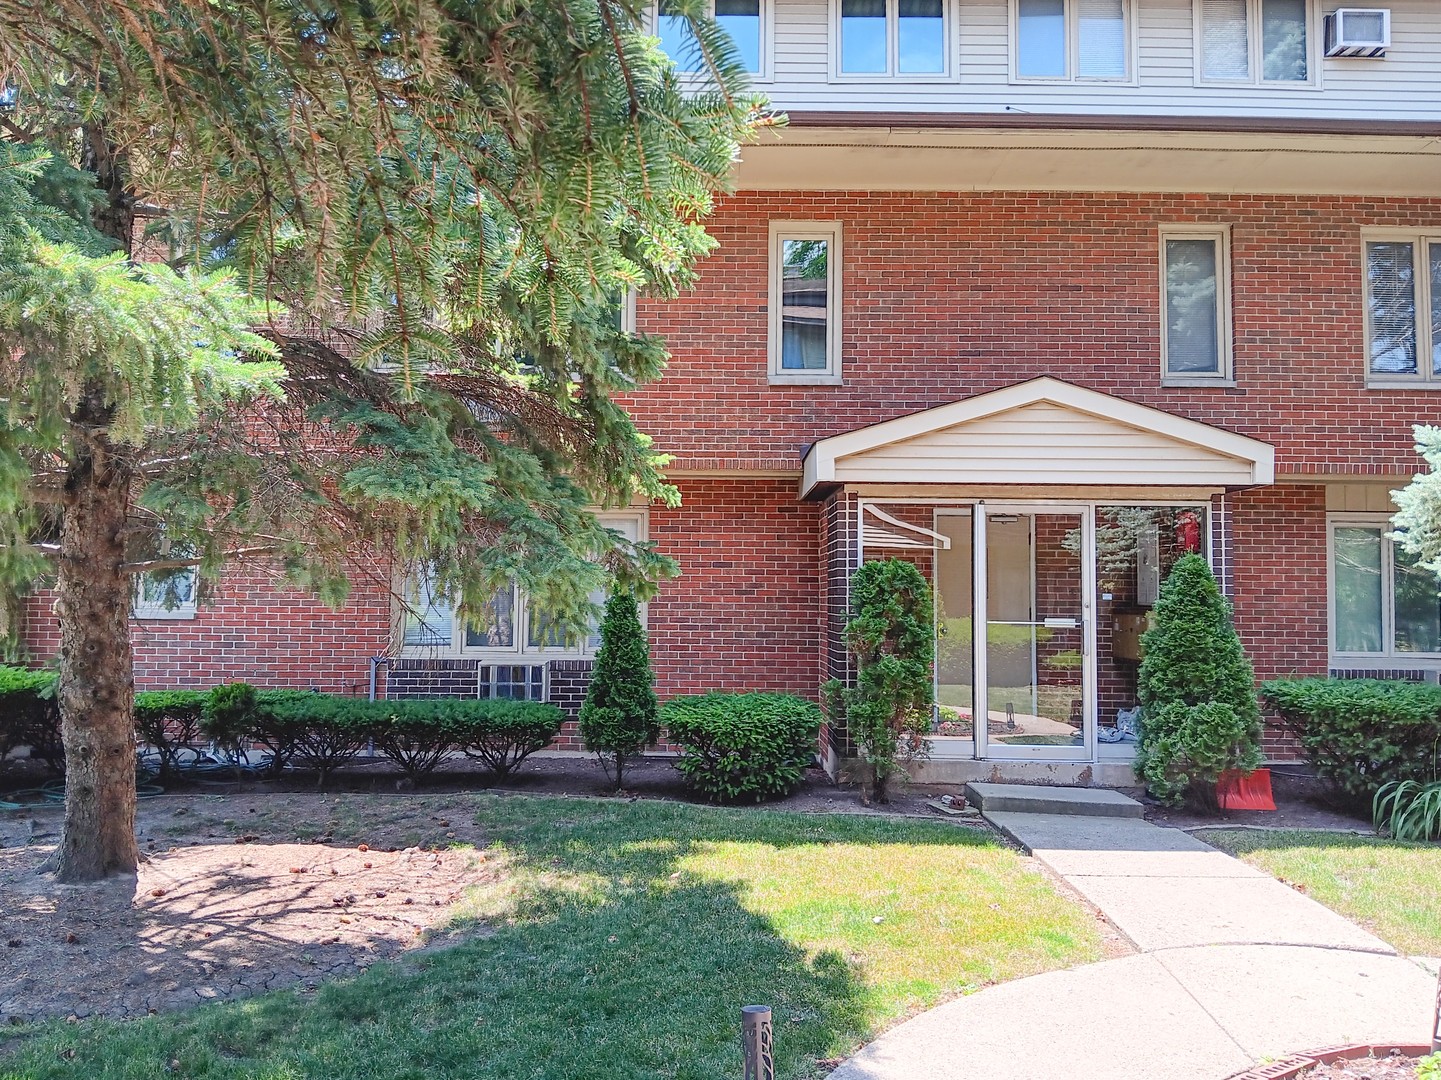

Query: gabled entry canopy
left=800, top=378, right=1275, bottom=497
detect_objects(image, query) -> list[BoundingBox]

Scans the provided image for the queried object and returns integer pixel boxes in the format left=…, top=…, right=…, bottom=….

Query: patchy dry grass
left=3, top=795, right=1102, bottom=1079
left=1206, top=829, right=1441, bottom=956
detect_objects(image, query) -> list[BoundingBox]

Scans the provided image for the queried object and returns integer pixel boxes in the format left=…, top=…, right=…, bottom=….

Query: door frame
left=972, top=502, right=1097, bottom=762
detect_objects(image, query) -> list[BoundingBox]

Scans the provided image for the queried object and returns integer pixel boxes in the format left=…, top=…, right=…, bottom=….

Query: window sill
left=827, top=73, right=958, bottom=85
left=769, top=372, right=843, bottom=387
left=1191, top=77, right=1322, bottom=91
left=1160, top=377, right=1236, bottom=389
left=132, top=609, right=198, bottom=621
left=1366, top=378, right=1441, bottom=391
left=1008, top=75, right=1138, bottom=88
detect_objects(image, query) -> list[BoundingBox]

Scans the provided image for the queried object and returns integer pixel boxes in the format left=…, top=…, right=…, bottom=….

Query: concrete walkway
left=831, top=808, right=1437, bottom=1080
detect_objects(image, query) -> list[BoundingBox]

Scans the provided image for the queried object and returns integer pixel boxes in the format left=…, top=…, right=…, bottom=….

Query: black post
left=742, top=1005, right=774, bottom=1080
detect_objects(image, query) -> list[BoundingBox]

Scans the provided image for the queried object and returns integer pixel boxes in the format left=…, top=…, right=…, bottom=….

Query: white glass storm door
left=974, top=505, right=1096, bottom=761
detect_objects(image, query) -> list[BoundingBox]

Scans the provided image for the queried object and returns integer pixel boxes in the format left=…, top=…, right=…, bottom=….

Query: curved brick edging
left=1225, top=1043, right=1432, bottom=1080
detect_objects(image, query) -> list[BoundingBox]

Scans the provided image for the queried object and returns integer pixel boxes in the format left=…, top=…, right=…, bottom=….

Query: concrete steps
left=964, top=781, right=1144, bottom=818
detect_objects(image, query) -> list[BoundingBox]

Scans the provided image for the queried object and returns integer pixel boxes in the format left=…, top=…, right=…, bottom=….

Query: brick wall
left=21, top=568, right=391, bottom=695
left=620, top=190, right=1441, bottom=479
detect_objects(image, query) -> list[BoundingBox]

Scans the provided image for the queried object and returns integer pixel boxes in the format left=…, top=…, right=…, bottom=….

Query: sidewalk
left=830, top=811, right=1437, bottom=1080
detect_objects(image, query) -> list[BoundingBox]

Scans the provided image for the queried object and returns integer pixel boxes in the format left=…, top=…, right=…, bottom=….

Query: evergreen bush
left=1261, top=677, right=1441, bottom=805
left=0, top=665, right=59, bottom=770
left=822, top=559, right=934, bottom=805
left=1135, top=553, right=1261, bottom=807
left=663, top=692, right=820, bottom=803
left=133, top=690, right=209, bottom=778
left=579, top=592, right=658, bottom=789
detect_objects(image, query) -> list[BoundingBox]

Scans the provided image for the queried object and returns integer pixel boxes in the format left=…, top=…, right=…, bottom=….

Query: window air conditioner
left=1325, top=8, right=1391, bottom=58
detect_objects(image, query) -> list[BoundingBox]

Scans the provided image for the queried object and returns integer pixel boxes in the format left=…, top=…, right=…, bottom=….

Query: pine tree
left=0, top=0, right=767, bottom=881
left=1135, top=553, right=1262, bottom=806
left=579, top=592, right=658, bottom=788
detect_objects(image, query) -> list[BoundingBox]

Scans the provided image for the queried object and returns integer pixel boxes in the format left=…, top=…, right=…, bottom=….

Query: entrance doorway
left=934, top=505, right=1094, bottom=761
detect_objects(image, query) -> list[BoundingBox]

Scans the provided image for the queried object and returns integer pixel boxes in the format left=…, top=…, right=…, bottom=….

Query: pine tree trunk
left=49, top=397, right=138, bottom=883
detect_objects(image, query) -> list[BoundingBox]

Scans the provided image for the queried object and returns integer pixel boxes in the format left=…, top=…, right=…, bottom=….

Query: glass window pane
left=1394, top=545, right=1441, bottom=654
left=658, top=0, right=700, bottom=71
left=527, top=605, right=575, bottom=649
left=138, top=568, right=198, bottom=611
left=403, top=572, right=454, bottom=647
left=1077, top=0, right=1126, bottom=78
left=464, top=587, right=517, bottom=648
left=1430, top=243, right=1441, bottom=376
left=781, top=238, right=830, bottom=370
left=1164, top=238, right=1221, bottom=375
left=841, top=0, right=887, bottom=73
left=716, top=0, right=762, bottom=72
left=1367, top=241, right=1418, bottom=375
left=1201, top=0, right=1249, bottom=80
left=1333, top=527, right=1384, bottom=653
left=897, top=0, right=944, bottom=73
left=1260, top=0, right=1307, bottom=81
left=1017, top=0, right=1066, bottom=78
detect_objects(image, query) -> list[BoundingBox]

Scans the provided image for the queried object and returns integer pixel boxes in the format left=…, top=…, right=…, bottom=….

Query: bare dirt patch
left=0, top=793, right=497, bottom=1024
left=1305, top=1052, right=1426, bottom=1079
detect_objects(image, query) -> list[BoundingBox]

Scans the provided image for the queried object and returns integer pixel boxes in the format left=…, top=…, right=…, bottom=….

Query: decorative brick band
left=1225, top=1044, right=1431, bottom=1080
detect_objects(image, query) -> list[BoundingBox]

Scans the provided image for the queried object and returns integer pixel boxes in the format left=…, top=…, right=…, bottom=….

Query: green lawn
left=1205, top=828, right=1441, bottom=956
left=2, top=795, right=1101, bottom=1080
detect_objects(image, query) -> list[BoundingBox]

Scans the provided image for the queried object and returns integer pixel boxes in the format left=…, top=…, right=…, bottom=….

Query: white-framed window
left=768, top=221, right=842, bottom=385
left=834, top=0, right=951, bottom=79
left=657, top=0, right=767, bottom=76
left=133, top=567, right=200, bottom=620
left=399, top=510, right=649, bottom=658
left=1012, top=0, right=1132, bottom=82
left=1330, top=517, right=1441, bottom=660
left=1364, top=233, right=1441, bottom=385
left=1159, top=226, right=1233, bottom=383
left=1196, top=0, right=1314, bottom=85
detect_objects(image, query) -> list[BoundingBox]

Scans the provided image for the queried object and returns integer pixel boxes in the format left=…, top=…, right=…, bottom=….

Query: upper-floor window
left=1014, top=0, right=1131, bottom=82
left=1330, top=519, right=1441, bottom=659
left=1197, top=0, right=1311, bottom=84
left=837, top=0, right=948, bottom=78
left=769, top=222, right=842, bottom=385
left=1160, top=226, right=1233, bottom=383
left=658, top=0, right=765, bottom=76
left=1365, top=234, right=1441, bottom=385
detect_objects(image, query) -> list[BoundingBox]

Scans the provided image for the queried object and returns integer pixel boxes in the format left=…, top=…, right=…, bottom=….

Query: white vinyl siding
left=829, top=401, right=1257, bottom=486
left=758, top=0, right=1441, bottom=120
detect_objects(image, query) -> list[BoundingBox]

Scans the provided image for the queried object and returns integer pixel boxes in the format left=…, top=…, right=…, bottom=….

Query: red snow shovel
left=1216, top=768, right=1276, bottom=811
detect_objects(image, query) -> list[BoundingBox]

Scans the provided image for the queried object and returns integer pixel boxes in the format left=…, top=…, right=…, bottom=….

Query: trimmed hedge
left=134, top=690, right=210, bottom=778
left=199, top=685, right=564, bottom=783
left=1262, top=677, right=1441, bottom=804
left=662, top=692, right=820, bottom=803
left=0, top=665, right=60, bottom=770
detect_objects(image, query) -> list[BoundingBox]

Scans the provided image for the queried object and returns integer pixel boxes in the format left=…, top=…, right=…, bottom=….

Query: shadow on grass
left=2, top=797, right=1015, bottom=1080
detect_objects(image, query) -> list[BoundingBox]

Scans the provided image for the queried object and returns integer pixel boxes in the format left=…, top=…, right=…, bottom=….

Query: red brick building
left=21, top=1, right=1441, bottom=782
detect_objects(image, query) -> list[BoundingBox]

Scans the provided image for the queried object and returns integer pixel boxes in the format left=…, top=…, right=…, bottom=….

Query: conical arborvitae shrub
left=579, top=592, right=658, bottom=789
left=822, top=558, right=934, bottom=805
left=1135, top=553, right=1262, bottom=807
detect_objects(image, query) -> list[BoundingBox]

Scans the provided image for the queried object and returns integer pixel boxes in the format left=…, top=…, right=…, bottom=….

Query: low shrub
left=134, top=690, right=210, bottom=778
left=455, top=700, right=563, bottom=778
left=254, top=691, right=370, bottom=783
left=0, top=665, right=60, bottom=770
left=580, top=593, right=658, bottom=788
left=1262, top=677, right=1441, bottom=805
left=663, top=692, right=821, bottom=803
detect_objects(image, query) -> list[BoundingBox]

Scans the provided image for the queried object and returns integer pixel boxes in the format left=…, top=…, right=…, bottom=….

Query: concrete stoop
left=964, top=781, right=1144, bottom=818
